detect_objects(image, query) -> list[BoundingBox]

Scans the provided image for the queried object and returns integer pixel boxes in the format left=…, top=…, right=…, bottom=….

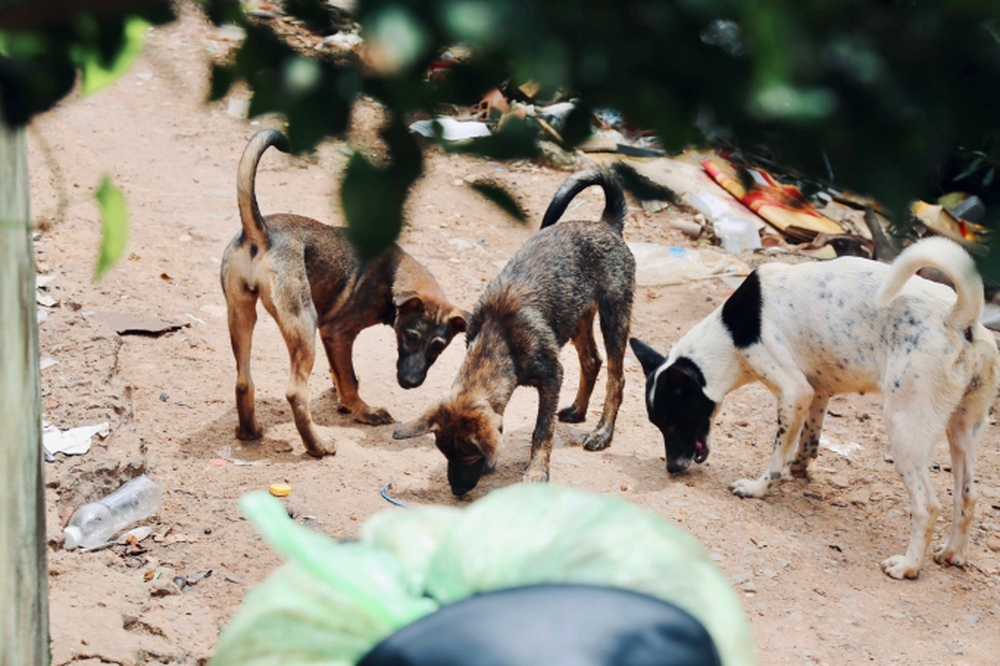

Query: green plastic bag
left=211, top=484, right=757, bottom=666
left=211, top=494, right=437, bottom=666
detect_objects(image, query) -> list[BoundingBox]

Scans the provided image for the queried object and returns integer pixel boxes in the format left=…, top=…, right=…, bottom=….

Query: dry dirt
left=26, top=10, right=1000, bottom=666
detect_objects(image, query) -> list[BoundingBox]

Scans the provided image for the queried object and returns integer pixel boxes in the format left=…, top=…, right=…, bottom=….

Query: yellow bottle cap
left=269, top=482, right=292, bottom=497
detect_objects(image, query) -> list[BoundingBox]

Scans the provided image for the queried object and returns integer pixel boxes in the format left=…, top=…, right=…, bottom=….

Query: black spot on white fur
left=721, top=270, right=763, bottom=348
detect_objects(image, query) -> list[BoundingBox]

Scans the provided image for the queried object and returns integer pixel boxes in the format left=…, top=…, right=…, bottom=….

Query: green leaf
left=93, top=177, right=129, bottom=280
left=468, top=180, right=527, bottom=224
left=76, top=16, right=148, bottom=96
left=953, top=157, right=984, bottom=182
left=342, top=121, right=423, bottom=259
left=983, top=167, right=995, bottom=187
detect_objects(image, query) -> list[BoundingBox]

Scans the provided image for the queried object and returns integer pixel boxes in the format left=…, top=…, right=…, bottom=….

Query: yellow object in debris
left=269, top=483, right=292, bottom=498
left=910, top=201, right=984, bottom=244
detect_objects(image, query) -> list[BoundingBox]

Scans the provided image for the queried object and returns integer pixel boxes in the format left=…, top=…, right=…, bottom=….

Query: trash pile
left=237, top=0, right=993, bottom=270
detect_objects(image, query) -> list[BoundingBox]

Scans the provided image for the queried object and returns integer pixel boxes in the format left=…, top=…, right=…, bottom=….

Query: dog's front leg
left=731, top=384, right=813, bottom=498
left=524, top=371, right=562, bottom=483
left=321, top=326, right=394, bottom=425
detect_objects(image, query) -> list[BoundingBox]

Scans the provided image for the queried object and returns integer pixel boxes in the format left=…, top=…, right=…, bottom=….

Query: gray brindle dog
left=395, top=169, right=636, bottom=496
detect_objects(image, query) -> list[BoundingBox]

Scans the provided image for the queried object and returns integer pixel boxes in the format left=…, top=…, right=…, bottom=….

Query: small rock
left=225, top=573, right=244, bottom=584
left=227, top=98, right=250, bottom=119
left=987, top=533, right=1000, bottom=552
left=846, top=489, right=870, bottom=506
left=962, top=614, right=980, bottom=625
left=740, top=580, right=757, bottom=593
left=828, top=475, right=851, bottom=489
left=149, top=579, right=180, bottom=597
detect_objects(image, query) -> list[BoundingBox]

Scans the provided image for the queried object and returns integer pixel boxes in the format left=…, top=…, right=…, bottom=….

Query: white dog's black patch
left=720, top=269, right=762, bottom=348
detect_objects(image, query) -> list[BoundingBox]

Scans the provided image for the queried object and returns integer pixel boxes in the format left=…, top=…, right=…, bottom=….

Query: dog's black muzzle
left=397, top=355, right=429, bottom=389
left=448, top=457, right=487, bottom=496
left=667, top=457, right=693, bottom=475
left=665, top=440, right=708, bottom=475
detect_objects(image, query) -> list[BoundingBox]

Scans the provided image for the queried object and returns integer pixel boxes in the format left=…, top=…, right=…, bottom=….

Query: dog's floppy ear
left=448, top=309, right=470, bottom=335
left=395, top=292, right=425, bottom=317
left=629, top=337, right=666, bottom=376
left=393, top=408, right=438, bottom=439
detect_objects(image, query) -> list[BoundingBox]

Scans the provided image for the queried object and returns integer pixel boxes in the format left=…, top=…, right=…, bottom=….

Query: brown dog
left=394, top=169, right=635, bottom=494
left=220, top=129, right=468, bottom=457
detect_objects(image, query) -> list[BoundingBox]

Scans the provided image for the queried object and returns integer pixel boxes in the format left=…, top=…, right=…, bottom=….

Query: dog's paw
left=355, top=408, right=395, bottom=426
left=880, top=555, right=920, bottom=580
left=881, top=555, right=922, bottom=580
left=304, top=441, right=337, bottom=458
left=933, top=545, right=967, bottom=568
left=235, top=423, right=263, bottom=441
left=522, top=467, right=550, bottom=483
left=789, top=459, right=812, bottom=479
left=557, top=405, right=587, bottom=424
left=582, top=430, right=611, bottom=451
left=729, top=478, right=769, bottom=499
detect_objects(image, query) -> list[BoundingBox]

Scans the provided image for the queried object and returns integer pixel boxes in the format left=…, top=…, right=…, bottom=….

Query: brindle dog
left=221, top=129, right=467, bottom=457
left=394, top=169, right=635, bottom=494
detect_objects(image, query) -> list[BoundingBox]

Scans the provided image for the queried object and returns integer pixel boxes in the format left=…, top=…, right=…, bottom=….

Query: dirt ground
left=26, top=10, right=1000, bottom=666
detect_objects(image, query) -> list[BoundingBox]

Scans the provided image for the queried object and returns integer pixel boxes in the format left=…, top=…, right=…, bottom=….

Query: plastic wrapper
left=211, top=485, right=757, bottom=666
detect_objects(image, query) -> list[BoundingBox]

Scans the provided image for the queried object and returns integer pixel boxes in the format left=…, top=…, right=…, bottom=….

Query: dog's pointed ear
left=395, top=292, right=425, bottom=317
left=448, top=309, right=470, bottom=335
left=630, top=337, right=666, bottom=376
left=392, top=407, right=439, bottom=440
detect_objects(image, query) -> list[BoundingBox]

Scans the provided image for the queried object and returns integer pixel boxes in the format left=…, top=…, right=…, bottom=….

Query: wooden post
left=0, top=103, right=50, bottom=664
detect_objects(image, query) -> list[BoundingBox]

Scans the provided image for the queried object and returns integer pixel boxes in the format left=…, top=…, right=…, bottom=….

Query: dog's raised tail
left=540, top=168, right=626, bottom=235
left=877, top=236, right=984, bottom=331
left=237, top=129, right=291, bottom=247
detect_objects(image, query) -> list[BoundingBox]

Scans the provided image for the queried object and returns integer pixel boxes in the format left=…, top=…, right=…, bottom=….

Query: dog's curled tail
left=877, top=236, right=984, bottom=331
left=540, top=168, right=626, bottom=235
left=237, top=128, right=291, bottom=247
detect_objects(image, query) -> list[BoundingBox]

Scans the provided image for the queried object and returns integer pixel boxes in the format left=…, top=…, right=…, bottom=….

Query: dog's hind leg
left=558, top=305, right=601, bottom=424
left=933, top=409, right=982, bottom=568
left=731, top=368, right=814, bottom=498
left=880, top=398, right=949, bottom=579
left=789, top=393, right=830, bottom=478
left=227, top=286, right=263, bottom=440
left=582, top=296, right=631, bottom=452
left=268, top=293, right=332, bottom=457
left=934, top=376, right=995, bottom=568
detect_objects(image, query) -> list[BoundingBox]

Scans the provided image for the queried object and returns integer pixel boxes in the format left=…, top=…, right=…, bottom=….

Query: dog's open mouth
left=693, top=440, right=709, bottom=464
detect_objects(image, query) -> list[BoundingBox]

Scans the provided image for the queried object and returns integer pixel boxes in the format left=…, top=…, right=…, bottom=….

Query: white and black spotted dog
left=630, top=236, right=1000, bottom=579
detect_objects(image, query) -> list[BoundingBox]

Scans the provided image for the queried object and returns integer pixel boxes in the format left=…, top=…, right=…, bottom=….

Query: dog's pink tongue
left=694, top=440, right=708, bottom=464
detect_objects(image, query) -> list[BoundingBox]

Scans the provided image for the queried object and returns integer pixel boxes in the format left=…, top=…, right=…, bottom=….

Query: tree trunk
left=0, top=105, right=50, bottom=664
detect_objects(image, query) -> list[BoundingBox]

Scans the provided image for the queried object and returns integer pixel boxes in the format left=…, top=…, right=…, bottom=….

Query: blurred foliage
left=93, top=176, right=128, bottom=279
left=3, top=0, right=1000, bottom=263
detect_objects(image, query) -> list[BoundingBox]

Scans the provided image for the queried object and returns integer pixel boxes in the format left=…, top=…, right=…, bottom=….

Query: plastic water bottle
left=63, top=475, right=163, bottom=550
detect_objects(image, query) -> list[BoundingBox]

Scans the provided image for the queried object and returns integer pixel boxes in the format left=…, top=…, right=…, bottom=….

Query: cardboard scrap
left=94, top=311, right=188, bottom=336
